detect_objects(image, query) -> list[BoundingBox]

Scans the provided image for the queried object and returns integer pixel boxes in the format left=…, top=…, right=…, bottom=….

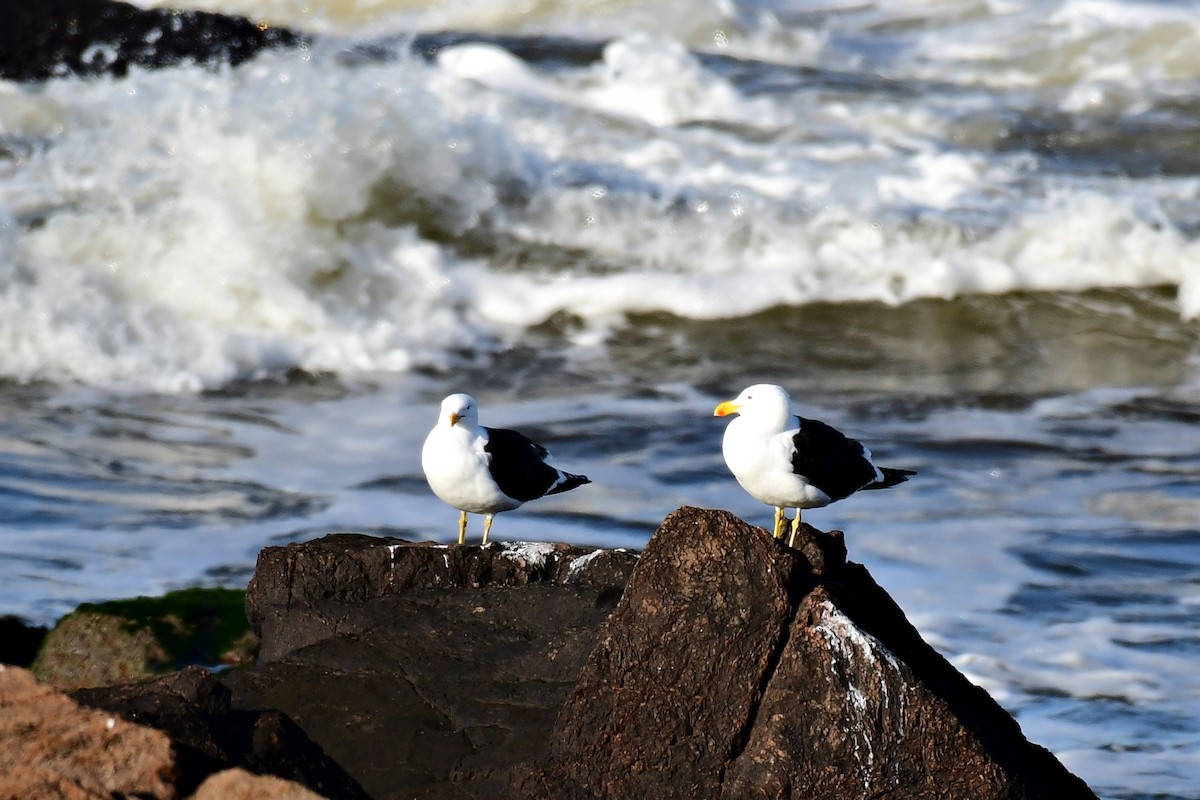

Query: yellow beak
left=713, top=400, right=740, bottom=417
left=448, top=412, right=462, bottom=426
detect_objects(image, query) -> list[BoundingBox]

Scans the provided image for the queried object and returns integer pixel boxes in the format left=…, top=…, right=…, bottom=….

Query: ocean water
left=2, top=0, right=1200, bottom=796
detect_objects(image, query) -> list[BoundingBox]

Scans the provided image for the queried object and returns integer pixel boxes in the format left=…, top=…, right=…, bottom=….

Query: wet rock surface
left=0, top=0, right=306, bottom=82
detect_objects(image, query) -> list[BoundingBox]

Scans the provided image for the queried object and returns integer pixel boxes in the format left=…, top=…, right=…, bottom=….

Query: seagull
left=421, top=393, right=590, bottom=545
left=713, top=384, right=914, bottom=546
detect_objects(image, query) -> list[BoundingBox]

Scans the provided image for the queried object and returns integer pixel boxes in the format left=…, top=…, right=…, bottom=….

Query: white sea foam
left=3, top=1, right=1199, bottom=392
left=1, top=50, right=498, bottom=390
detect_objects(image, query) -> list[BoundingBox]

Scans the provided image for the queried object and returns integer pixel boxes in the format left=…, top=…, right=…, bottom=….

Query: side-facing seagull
left=421, top=393, right=590, bottom=545
left=713, top=384, right=914, bottom=546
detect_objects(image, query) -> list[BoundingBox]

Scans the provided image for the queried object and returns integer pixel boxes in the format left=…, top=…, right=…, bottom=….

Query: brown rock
left=517, top=506, right=1097, bottom=800
left=723, top=585, right=1016, bottom=798
left=0, top=664, right=176, bottom=800
left=531, top=508, right=808, bottom=799
left=191, top=768, right=330, bottom=800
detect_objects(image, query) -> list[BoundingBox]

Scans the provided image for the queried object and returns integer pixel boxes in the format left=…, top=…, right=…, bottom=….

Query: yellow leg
left=482, top=514, right=494, bottom=545
left=788, top=509, right=802, bottom=548
left=772, top=506, right=785, bottom=539
left=457, top=511, right=468, bottom=545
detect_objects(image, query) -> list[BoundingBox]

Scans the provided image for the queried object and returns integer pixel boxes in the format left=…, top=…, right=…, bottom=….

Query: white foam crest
left=460, top=185, right=1200, bottom=329
left=439, top=35, right=784, bottom=131
left=893, top=0, right=1200, bottom=101
left=436, top=43, right=570, bottom=105
left=575, top=34, right=784, bottom=129
left=0, top=49, right=536, bottom=390
left=953, top=614, right=1200, bottom=708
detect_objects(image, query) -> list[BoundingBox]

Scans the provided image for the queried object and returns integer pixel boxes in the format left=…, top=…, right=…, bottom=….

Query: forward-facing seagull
left=713, top=384, right=914, bottom=546
left=421, top=393, right=590, bottom=545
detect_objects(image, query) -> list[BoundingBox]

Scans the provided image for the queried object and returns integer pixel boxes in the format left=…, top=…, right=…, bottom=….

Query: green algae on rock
left=31, top=587, right=258, bottom=690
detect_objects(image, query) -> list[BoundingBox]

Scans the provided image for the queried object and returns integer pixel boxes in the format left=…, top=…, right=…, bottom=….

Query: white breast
left=421, top=425, right=519, bottom=514
left=722, top=416, right=832, bottom=509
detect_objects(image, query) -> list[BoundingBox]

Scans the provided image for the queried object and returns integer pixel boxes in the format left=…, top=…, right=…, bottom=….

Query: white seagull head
left=713, top=383, right=794, bottom=429
left=438, top=392, right=480, bottom=429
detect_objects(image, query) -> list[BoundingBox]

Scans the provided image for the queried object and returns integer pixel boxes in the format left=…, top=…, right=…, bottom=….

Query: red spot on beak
left=713, top=401, right=739, bottom=417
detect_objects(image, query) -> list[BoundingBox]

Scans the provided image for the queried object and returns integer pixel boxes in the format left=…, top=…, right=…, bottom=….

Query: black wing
left=484, top=427, right=590, bottom=503
left=790, top=417, right=886, bottom=502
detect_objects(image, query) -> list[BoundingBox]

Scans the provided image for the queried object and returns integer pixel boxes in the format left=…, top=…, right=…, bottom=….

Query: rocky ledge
left=1, top=508, right=1097, bottom=799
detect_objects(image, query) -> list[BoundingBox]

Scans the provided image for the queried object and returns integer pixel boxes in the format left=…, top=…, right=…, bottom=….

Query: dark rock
left=226, top=535, right=638, bottom=799
left=32, top=587, right=258, bottom=690
left=72, top=666, right=368, bottom=800
left=0, top=0, right=307, bottom=83
left=0, top=615, right=48, bottom=668
left=515, top=506, right=1097, bottom=800
left=244, top=533, right=638, bottom=640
